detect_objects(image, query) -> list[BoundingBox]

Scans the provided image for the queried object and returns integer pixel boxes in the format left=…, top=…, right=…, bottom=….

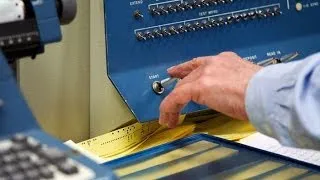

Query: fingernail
left=168, top=121, right=176, bottom=129
left=159, top=113, right=165, bottom=125
left=167, top=66, right=175, bottom=72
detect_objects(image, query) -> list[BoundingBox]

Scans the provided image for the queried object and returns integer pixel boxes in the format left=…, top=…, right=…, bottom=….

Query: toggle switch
left=209, top=0, right=218, bottom=5
left=265, top=8, right=274, bottom=16
left=226, top=16, right=234, bottom=24
left=192, top=0, right=202, bottom=8
left=159, top=6, right=169, bottom=15
left=150, top=8, right=161, bottom=16
left=133, top=10, right=143, bottom=19
left=233, top=14, right=241, bottom=22
left=178, top=25, right=188, bottom=33
left=273, top=6, right=282, bottom=15
left=176, top=3, right=185, bottom=11
left=161, top=28, right=171, bottom=36
left=241, top=12, right=249, bottom=20
left=248, top=11, right=256, bottom=19
left=185, top=23, right=196, bottom=31
left=145, top=31, right=155, bottom=39
left=184, top=2, right=193, bottom=10
left=209, top=19, right=219, bottom=27
left=152, top=78, right=179, bottom=95
left=202, top=20, right=212, bottom=28
left=194, top=22, right=204, bottom=30
left=136, top=32, right=147, bottom=41
left=167, top=4, right=177, bottom=13
left=153, top=29, right=163, bottom=38
left=256, top=10, right=267, bottom=18
left=169, top=26, right=179, bottom=35
left=218, top=17, right=227, bottom=25
left=200, top=0, right=210, bottom=7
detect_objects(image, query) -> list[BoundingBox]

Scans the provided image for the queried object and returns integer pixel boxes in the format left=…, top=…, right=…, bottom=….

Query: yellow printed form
left=195, top=115, right=256, bottom=141
left=77, top=115, right=190, bottom=162
left=77, top=114, right=256, bottom=163
left=78, top=121, right=160, bottom=159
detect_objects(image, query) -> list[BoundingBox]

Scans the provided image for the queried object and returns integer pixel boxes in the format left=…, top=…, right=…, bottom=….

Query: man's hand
left=159, top=52, right=262, bottom=128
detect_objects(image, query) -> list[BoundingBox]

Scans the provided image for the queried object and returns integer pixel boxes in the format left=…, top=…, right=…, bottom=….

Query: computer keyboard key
left=10, top=173, right=25, bottom=180
left=11, top=134, right=27, bottom=144
left=39, top=148, right=67, bottom=162
left=16, top=152, right=31, bottom=161
left=0, top=169, right=5, bottom=176
left=0, top=174, right=9, bottom=180
left=18, top=161, right=34, bottom=171
left=10, top=144, right=26, bottom=153
left=26, top=138, right=41, bottom=150
left=58, top=161, right=78, bottom=175
left=3, top=165, right=18, bottom=175
left=2, top=154, right=17, bottom=164
left=25, top=169, right=40, bottom=179
left=39, top=168, right=54, bottom=179
left=33, top=159, right=47, bottom=168
left=0, top=147, right=10, bottom=156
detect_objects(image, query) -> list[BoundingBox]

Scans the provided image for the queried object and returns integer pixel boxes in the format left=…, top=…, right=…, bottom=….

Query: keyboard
left=0, top=133, right=100, bottom=180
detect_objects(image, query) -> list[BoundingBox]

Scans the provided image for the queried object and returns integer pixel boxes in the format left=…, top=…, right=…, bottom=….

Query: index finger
left=159, top=83, right=196, bottom=128
left=167, top=57, right=207, bottom=79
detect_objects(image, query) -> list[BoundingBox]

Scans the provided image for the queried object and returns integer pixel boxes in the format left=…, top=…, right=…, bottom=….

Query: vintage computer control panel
left=104, top=0, right=320, bottom=122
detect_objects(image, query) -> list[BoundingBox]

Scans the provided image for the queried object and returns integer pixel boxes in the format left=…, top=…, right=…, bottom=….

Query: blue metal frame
left=104, top=0, right=320, bottom=122
left=0, top=51, right=40, bottom=136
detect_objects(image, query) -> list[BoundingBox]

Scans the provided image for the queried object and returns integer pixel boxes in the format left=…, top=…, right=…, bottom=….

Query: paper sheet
left=69, top=114, right=256, bottom=163
left=64, top=140, right=105, bottom=164
left=195, top=115, right=256, bottom=141
left=240, top=132, right=320, bottom=166
left=103, top=123, right=196, bottom=162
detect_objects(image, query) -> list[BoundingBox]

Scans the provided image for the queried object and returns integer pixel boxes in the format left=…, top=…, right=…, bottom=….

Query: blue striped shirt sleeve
left=245, top=52, right=320, bottom=150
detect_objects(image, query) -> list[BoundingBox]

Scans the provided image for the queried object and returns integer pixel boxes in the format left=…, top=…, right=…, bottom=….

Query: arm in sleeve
left=245, top=52, right=320, bottom=150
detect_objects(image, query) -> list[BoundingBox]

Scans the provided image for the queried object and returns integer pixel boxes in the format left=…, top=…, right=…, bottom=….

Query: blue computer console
left=104, top=0, right=320, bottom=122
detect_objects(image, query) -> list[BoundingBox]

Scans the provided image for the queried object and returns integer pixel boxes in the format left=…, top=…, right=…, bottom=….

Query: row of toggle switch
left=149, top=0, right=233, bottom=16
left=136, top=7, right=281, bottom=41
